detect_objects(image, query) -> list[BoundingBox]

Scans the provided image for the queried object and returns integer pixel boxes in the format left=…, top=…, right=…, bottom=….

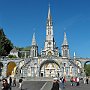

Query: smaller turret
left=74, top=52, right=76, bottom=59
left=30, top=33, right=38, bottom=57
left=61, top=32, right=70, bottom=58
left=32, top=33, right=37, bottom=46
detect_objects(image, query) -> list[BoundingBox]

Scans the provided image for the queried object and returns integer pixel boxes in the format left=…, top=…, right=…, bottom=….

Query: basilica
left=1, top=6, right=89, bottom=79
left=19, top=6, right=83, bottom=78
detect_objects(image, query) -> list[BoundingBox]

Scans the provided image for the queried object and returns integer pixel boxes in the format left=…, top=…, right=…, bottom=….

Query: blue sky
left=0, top=0, right=90, bottom=58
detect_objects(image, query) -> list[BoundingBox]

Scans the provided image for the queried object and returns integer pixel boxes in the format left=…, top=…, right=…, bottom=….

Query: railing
left=69, top=59, right=83, bottom=74
left=15, top=58, right=32, bottom=77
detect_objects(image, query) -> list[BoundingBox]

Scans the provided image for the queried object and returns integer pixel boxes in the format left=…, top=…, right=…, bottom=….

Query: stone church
left=20, top=6, right=82, bottom=78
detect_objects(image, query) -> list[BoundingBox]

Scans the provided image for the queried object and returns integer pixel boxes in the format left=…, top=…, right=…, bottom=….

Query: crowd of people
left=51, top=76, right=90, bottom=90
left=0, top=76, right=89, bottom=90
left=1, top=77, right=23, bottom=90
left=51, top=76, right=66, bottom=90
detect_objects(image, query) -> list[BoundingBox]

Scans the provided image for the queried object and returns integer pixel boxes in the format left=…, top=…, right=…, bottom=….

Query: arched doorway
left=6, top=62, right=16, bottom=77
left=0, top=62, right=3, bottom=76
left=39, top=60, right=60, bottom=77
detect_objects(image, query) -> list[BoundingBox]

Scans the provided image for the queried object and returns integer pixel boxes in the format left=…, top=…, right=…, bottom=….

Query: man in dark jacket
left=2, top=78, right=10, bottom=90
left=51, top=78, right=59, bottom=90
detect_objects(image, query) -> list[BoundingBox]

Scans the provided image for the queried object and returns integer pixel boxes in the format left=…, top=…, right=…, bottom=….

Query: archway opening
left=84, top=61, right=90, bottom=76
left=6, top=62, right=16, bottom=77
left=39, top=60, right=60, bottom=77
left=75, top=60, right=82, bottom=68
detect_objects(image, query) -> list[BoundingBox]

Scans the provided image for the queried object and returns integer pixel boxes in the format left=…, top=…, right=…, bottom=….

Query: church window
left=50, top=30, right=51, bottom=35
left=65, top=50, right=68, bottom=57
left=33, top=50, right=34, bottom=57
left=48, top=31, right=49, bottom=35
left=48, top=42, right=51, bottom=45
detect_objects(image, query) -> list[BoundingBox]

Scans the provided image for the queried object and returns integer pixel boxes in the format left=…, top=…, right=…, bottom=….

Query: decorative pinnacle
left=62, top=32, right=68, bottom=45
left=32, top=33, right=36, bottom=45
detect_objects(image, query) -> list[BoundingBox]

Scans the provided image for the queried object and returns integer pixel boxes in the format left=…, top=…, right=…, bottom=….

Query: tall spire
left=62, top=32, right=68, bottom=45
left=48, top=4, right=51, bottom=19
left=47, top=4, right=52, bottom=26
left=32, top=33, right=36, bottom=46
left=74, top=52, right=76, bottom=59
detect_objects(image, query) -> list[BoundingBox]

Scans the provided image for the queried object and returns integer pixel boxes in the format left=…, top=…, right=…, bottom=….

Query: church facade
left=20, top=6, right=83, bottom=78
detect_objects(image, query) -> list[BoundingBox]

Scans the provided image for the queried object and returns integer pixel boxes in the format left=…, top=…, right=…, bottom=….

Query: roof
left=10, top=48, right=18, bottom=53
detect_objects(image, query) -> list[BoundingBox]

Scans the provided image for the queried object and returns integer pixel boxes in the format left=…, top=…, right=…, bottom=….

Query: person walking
left=51, top=78, right=59, bottom=90
left=19, top=78, right=23, bottom=90
left=76, top=77, right=79, bottom=86
left=2, top=78, right=10, bottom=90
left=70, top=77, right=74, bottom=86
left=13, top=78, right=16, bottom=87
left=9, top=77, right=12, bottom=86
left=9, top=77, right=12, bottom=90
left=83, top=77, right=86, bottom=84
left=61, top=77, right=66, bottom=89
left=86, top=77, right=89, bottom=84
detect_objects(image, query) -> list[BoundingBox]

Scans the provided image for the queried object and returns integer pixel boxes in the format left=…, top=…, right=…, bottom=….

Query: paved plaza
left=63, top=81, right=90, bottom=90
left=0, top=79, right=90, bottom=90
left=0, top=80, right=52, bottom=90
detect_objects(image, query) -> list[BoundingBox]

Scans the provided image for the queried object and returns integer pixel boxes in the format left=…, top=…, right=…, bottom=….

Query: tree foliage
left=8, top=55, right=17, bottom=58
left=84, top=64, right=90, bottom=76
left=0, top=28, right=13, bottom=56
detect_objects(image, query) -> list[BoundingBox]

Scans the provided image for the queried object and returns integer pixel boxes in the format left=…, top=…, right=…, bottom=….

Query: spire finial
left=48, top=3, right=51, bottom=19
left=62, top=32, right=68, bottom=45
left=32, top=33, right=36, bottom=45
left=74, top=52, right=76, bottom=59
left=49, top=3, right=50, bottom=8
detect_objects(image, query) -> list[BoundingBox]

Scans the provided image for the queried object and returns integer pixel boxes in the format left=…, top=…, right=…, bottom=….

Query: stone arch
left=15, top=60, right=27, bottom=76
left=39, top=60, right=60, bottom=77
left=84, top=61, right=90, bottom=67
left=84, top=61, right=90, bottom=76
left=19, top=60, right=25, bottom=68
left=6, top=61, right=16, bottom=77
left=0, top=62, right=3, bottom=76
left=75, top=60, right=82, bottom=68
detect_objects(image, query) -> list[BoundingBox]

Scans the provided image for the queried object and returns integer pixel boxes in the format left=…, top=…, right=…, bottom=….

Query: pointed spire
left=74, top=52, right=76, bottom=59
left=32, top=33, right=36, bottom=46
left=48, top=4, right=51, bottom=19
left=47, top=4, right=52, bottom=26
left=62, top=32, right=68, bottom=45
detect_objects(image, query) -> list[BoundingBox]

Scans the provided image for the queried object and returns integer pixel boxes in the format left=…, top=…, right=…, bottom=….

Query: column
left=31, top=66, right=35, bottom=77
left=2, top=63, right=7, bottom=77
left=43, top=65, right=45, bottom=77
left=25, top=52, right=27, bottom=58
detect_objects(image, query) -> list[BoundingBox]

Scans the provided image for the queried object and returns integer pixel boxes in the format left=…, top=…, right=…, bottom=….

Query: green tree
left=8, top=55, right=17, bottom=58
left=84, top=64, right=90, bottom=76
left=0, top=28, right=13, bottom=56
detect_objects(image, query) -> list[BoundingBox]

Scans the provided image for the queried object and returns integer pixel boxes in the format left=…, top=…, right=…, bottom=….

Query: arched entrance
left=39, top=60, right=60, bottom=77
left=6, top=62, right=16, bottom=77
left=0, top=62, right=3, bottom=76
left=84, top=61, right=90, bottom=76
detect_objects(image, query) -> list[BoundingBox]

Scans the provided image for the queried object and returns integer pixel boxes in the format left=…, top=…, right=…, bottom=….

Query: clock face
left=48, top=51, right=52, bottom=56
left=48, top=42, right=51, bottom=45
